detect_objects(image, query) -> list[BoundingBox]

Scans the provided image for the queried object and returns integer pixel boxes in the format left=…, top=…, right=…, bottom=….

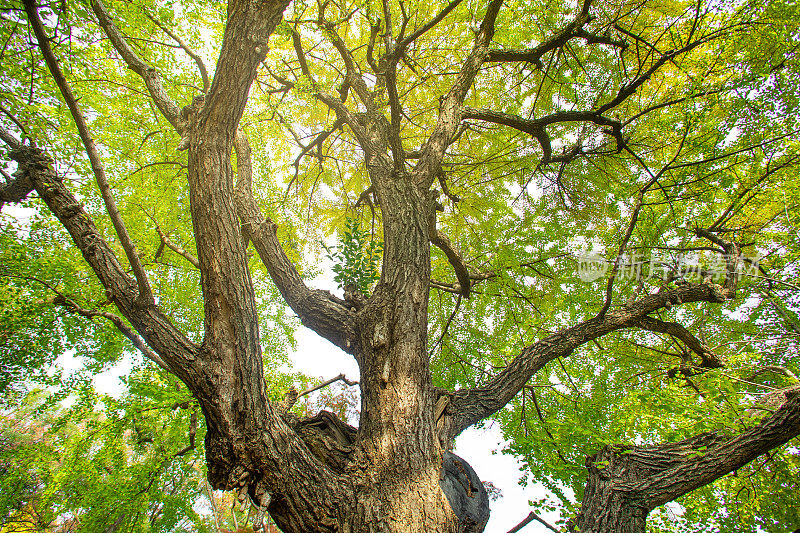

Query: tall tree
left=1, top=0, right=799, bottom=531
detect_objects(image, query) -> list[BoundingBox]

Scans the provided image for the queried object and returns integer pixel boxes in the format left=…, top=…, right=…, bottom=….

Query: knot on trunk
left=440, top=451, right=490, bottom=532
left=354, top=110, right=390, bottom=154
left=292, top=410, right=357, bottom=473
left=2, top=145, right=54, bottom=210
left=177, top=95, right=205, bottom=150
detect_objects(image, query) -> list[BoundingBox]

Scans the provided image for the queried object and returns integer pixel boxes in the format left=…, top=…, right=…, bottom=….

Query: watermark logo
left=577, top=252, right=608, bottom=282
left=575, top=250, right=760, bottom=283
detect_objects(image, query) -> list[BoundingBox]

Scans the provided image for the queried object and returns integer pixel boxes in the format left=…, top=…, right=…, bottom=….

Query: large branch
left=444, top=281, right=732, bottom=440
left=20, top=5, right=351, bottom=526
left=630, top=391, right=800, bottom=507
left=462, top=107, right=623, bottom=162
left=90, top=0, right=182, bottom=130
left=7, top=143, right=200, bottom=384
left=412, top=0, right=504, bottom=187
left=200, top=0, right=290, bottom=138
left=484, top=0, right=627, bottom=68
left=26, top=0, right=154, bottom=304
left=233, top=131, right=356, bottom=354
left=571, top=393, right=800, bottom=532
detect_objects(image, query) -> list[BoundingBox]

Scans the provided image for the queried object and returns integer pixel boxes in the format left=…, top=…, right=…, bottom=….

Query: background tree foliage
left=1, top=0, right=799, bottom=530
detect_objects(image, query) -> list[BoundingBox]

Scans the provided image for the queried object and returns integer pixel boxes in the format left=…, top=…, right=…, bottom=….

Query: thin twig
left=144, top=11, right=209, bottom=92
left=155, top=225, right=200, bottom=268
left=429, top=294, right=462, bottom=356
left=298, top=373, right=359, bottom=398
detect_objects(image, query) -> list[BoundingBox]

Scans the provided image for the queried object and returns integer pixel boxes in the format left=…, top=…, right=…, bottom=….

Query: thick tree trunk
left=186, top=102, right=463, bottom=529
left=569, top=444, right=665, bottom=533
left=343, top=162, right=459, bottom=531
left=570, top=393, right=800, bottom=532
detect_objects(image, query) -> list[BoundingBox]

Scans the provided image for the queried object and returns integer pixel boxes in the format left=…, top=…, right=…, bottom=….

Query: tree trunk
left=341, top=161, right=459, bottom=531
left=570, top=393, right=800, bottom=532
left=569, top=444, right=664, bottom=533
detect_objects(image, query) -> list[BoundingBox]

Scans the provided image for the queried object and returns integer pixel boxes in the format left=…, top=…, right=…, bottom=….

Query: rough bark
left=570, top=392, right=800, bottom=533
left=349, top=172, right=456, bottom=532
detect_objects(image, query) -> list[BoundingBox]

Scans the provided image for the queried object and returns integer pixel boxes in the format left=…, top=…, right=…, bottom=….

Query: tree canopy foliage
left=1, top=0, right=800, bottom=530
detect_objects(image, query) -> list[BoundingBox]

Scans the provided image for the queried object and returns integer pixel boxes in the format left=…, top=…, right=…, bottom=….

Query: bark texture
left=570, top=392, right=800, bottom=533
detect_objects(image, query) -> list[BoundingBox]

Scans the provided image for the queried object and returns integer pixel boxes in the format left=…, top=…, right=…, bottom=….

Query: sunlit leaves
left=0, top=376, right=209, bottom=533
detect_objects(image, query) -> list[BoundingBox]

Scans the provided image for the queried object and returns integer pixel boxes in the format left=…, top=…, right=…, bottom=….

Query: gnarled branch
left=7, top=142, right=199, bottom=384
left=628, top=391, right=800, bottom=508
left=462, top=107, right=623, bottom=163
left=631, top=315, right=723, bottom=369
left=571, top=392, right=800, bottom=531
left=486, top=0, right=625, bottom=68
left=233, top=130, right=357, bottom=354
left=444, top=280, right=734, bottom=442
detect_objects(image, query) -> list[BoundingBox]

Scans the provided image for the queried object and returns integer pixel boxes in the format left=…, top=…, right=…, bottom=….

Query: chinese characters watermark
left=576, top=250, right=760, bottom=283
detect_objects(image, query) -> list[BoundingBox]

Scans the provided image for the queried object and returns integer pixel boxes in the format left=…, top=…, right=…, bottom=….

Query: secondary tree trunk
left=570, top=392, right=800, bottom=533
